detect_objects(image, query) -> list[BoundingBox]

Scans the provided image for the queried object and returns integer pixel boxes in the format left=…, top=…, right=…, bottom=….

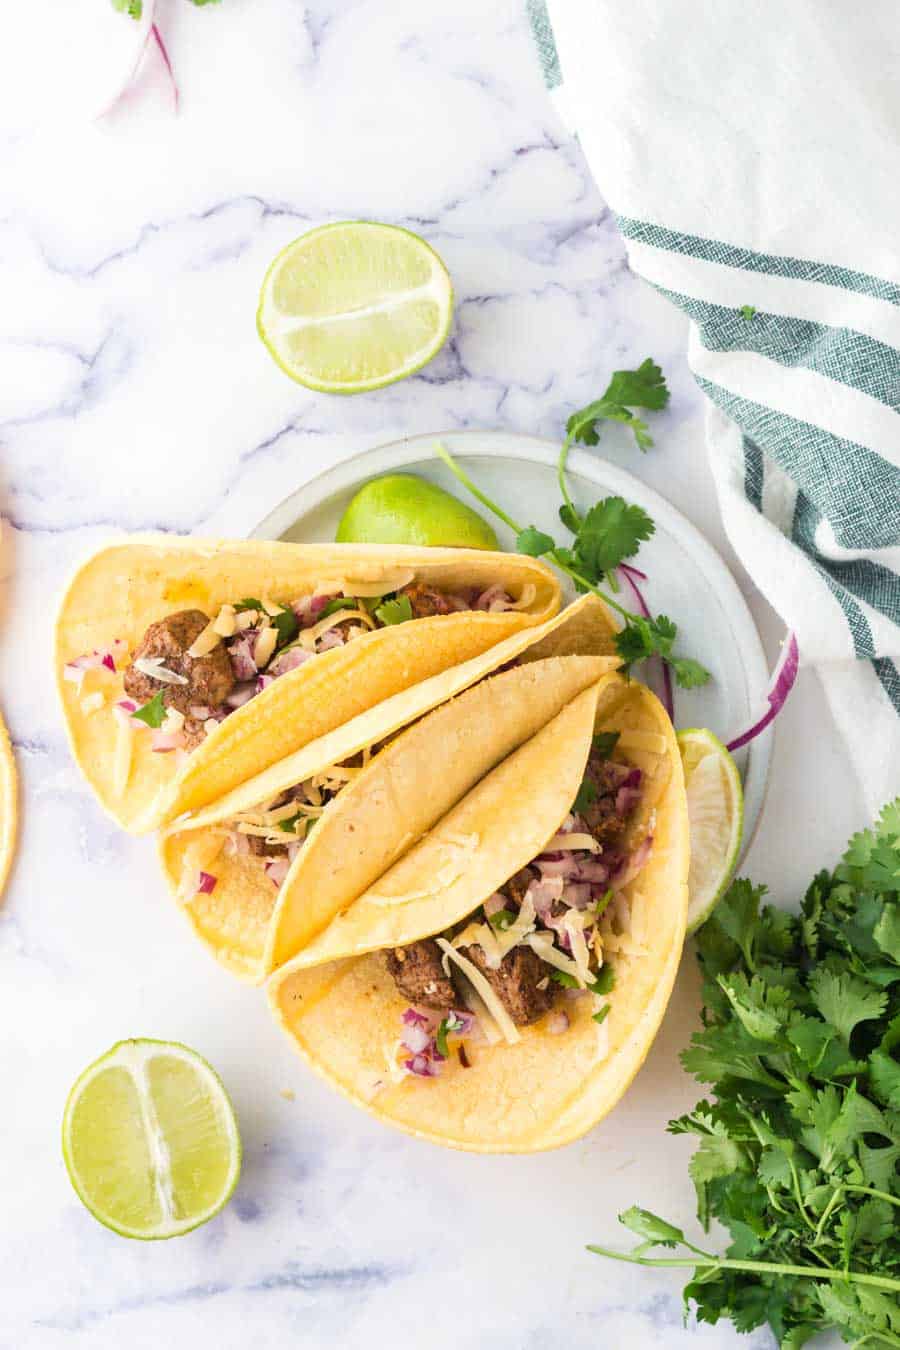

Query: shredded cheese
left=133, top=656, right=189, bottom=685
left=254, top=625, right=278, bottom=670
left=525, top=932, right=586, bottom=985
left=334, top=572, right=415, bottom=598
left=437, top=938, right=521, bottom=1045
left=297, top=608, right=375, bottom=650
left=383, top=1040, right=409, bottom=1085
left=212, top=604, right=237, bottom=637
left=160, top=707, right=185, bottom=735
left=261, top=598, right=285, bottom=617
left=563, top=911, right=593, bottom=986
left=186, top=623, right=223, bottom=659
left=542, top=831, right=602, bottom=854
left=452, top=921, right=503, bottom=968
left=235, top=609, right=258, bottom=631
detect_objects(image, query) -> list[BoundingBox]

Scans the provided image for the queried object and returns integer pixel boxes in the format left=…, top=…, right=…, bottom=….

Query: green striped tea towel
left=530, top=0, right=900, bottom=812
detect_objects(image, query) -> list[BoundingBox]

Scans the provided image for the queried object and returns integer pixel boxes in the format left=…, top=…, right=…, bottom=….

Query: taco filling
left=63, top=581, right=526, bottom=760
left=382, top=736, right=651, bottom=1079
left=190, top=754, right=369, bottom=897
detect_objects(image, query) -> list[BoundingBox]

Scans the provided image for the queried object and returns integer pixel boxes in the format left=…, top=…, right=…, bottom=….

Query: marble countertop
left=0, top=2, right=866, bottom=1347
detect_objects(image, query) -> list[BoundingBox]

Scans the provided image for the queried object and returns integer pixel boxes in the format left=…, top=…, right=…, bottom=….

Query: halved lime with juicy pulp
left=677, top=729, right=744, bottom=934
left=62, top=1038, right=241, bottom=1240
left=336, top=474, right=498, bottom=549
left=257, top=221, right=453, bottom=394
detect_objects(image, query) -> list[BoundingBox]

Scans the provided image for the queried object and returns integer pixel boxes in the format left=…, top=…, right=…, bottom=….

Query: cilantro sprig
left=588, top=798, right=900, bottom=1348
left=113, top=0, right=220, bottom=14
left=436, top=363, right=709, bottom=689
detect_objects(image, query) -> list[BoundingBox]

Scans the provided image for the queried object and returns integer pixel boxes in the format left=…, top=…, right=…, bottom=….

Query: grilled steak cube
left=386, top=939, right=458, bottom=1010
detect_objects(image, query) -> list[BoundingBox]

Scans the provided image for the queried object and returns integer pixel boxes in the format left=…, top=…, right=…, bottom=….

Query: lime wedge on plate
left=257, top=221, right=453, bottom=394
left=678, top=729, right=744, bottom=934
left=337, top=474, right=498, bottom=549
left=62, top=1039, right=241, bottom=1240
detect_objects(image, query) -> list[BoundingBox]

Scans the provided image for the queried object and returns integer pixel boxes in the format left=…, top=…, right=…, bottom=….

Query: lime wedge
left=257, top=221, right=453, bottom=394
left=677, top=729, right=744, bottom=934
left=62, top=1039, right=241, bottom=1240
left=336, top=474, right=498, bottom=549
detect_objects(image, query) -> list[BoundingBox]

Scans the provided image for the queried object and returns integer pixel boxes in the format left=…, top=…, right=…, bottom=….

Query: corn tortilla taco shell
left=56, top=537, right=562, bottom=834
left=267, top=675, right=688, bottom=1153
left=160, top=593, right=618, bottom=981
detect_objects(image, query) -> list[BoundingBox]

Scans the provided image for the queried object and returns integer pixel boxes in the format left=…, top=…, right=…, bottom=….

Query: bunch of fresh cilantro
left=437, top=359, right=710, bottom=691
left=589, top=799, right=900, bottom=1348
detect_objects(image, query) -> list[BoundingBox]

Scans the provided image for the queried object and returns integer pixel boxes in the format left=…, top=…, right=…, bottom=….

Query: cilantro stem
left=434, top=445, right=522, bottom=536
left=813, top=1185, right=844, bottom=1245
left=843, top=1184, right=900, bottom=1210
left=585, top=1246, right=900, bottom=1293
left=557, top=433, right=579, bottom=527
left=788, top=1157, right=819, bottom=1236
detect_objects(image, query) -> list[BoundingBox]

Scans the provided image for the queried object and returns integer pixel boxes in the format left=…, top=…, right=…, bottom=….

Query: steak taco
left=267, top=672, right=688, bottom=1153
left=56, top=537, right=561, bottom=833
left=160, top=594, right=620, bottom=982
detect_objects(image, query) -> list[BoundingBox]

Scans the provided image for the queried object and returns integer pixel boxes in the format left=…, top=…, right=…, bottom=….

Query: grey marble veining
left=0, top=1, right=863, bottom=1346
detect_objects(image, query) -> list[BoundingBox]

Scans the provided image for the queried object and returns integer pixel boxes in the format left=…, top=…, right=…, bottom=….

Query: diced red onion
left=196, top=871, right=217, bottom=896
left=446, top=1010, right=475, bottom=1035
left=268, top=646, right=314, bottom=678
left=560, top=881, right=593, bottom=909
left=228, top=636, right=258, bottom=682
left=484, top=892, right=511, bottom=918
left=224, top=681, right=257, bottom=709
left=265, top=856, right=291, bottom=888
left=401, top=1023, right=431, bottom=1056
left=150, top=22, right=179, bottom=112
left=113, top=699, right=139, bottom=724
left=401, top=1007, right=433, bottom=1029
left=616, top=785, right=642, bottom=816
left=404, top=1054, right=439, bottom=1078
left=572, top=857, right=610, bottom=885
left=474, top=585, right=515, bottom=612
left=726, top=631, right=799, bottom=752
left=537, top=854, right=582, bottom=879
left=316, top=628, right=346, bottom=651
left=547, top=1011, right=570, bottom=1035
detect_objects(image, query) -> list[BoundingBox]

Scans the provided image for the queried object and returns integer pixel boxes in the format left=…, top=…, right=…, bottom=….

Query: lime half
left=337, top=474, right=498, bottom=549
left=257, top=221, right=453, bottom=394
left=678, top=729, right=744, bottom=934
left=62, top=1039, right=241, bottom=1240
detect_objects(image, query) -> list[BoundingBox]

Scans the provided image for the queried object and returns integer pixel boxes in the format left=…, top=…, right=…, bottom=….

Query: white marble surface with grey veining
left=0, top=2, right=863, bottom=1347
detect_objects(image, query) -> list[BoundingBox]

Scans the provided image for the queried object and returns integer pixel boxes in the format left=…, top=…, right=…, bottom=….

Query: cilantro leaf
left=573, top=779, right=597, bottom=815
left=566, top=360, right=669, bottom=453
left=234, top=597, right=263, bottom=613
left=618, top=1207, right=684, bottom=1247
left=808, top=968, right=887, bottom=1043
left=132, top=690, right=167, bottom=728
left=515, top=526, right=555, bottom=557
left=488, top=909, right=515, bottom=932
left=112, top=0, right=142, bottom=15
left=270, top=607, right=299, bottom=647
left=592, top=1004, right=610, bottom=1025
left=592, top=731, right=620, bottom=758
left=739, top=305, right=757, bottom=321
left=374, top=594, right=413, bottom=626
left=435, top=1018, right=451, bottom=1059
left=319, top=597, right=359, bottom=620
left=570, top=497, right=655, bottom=578
left=670, top=656, right=712, bottom=689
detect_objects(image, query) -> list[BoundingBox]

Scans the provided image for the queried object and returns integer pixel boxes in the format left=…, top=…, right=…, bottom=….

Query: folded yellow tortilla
left=160, top=593, right=620, bottom=981
left=268, top=673, right=689, bottom=1153
left=56, top=537, right=562, bottom=833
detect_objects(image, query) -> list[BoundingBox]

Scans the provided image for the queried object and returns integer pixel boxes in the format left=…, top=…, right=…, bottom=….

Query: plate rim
left=250, top=429, right=772, bottom=864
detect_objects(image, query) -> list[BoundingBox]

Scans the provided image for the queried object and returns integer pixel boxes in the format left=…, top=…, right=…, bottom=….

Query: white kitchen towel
left=529, top=0, right=900, bottom=813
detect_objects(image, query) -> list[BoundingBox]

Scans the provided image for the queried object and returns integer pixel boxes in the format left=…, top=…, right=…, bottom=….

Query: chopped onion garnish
left=196, top=871, right=217, bottom=896
left=726, top=631, right=799, bottom=752
left=547, top=1011, right=570, bottom=1035
left=297, top=607, right=375, bottom=650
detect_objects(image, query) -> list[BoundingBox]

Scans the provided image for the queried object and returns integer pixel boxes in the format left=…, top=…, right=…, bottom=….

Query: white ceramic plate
left=252, top=431, right=771, bottom=860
